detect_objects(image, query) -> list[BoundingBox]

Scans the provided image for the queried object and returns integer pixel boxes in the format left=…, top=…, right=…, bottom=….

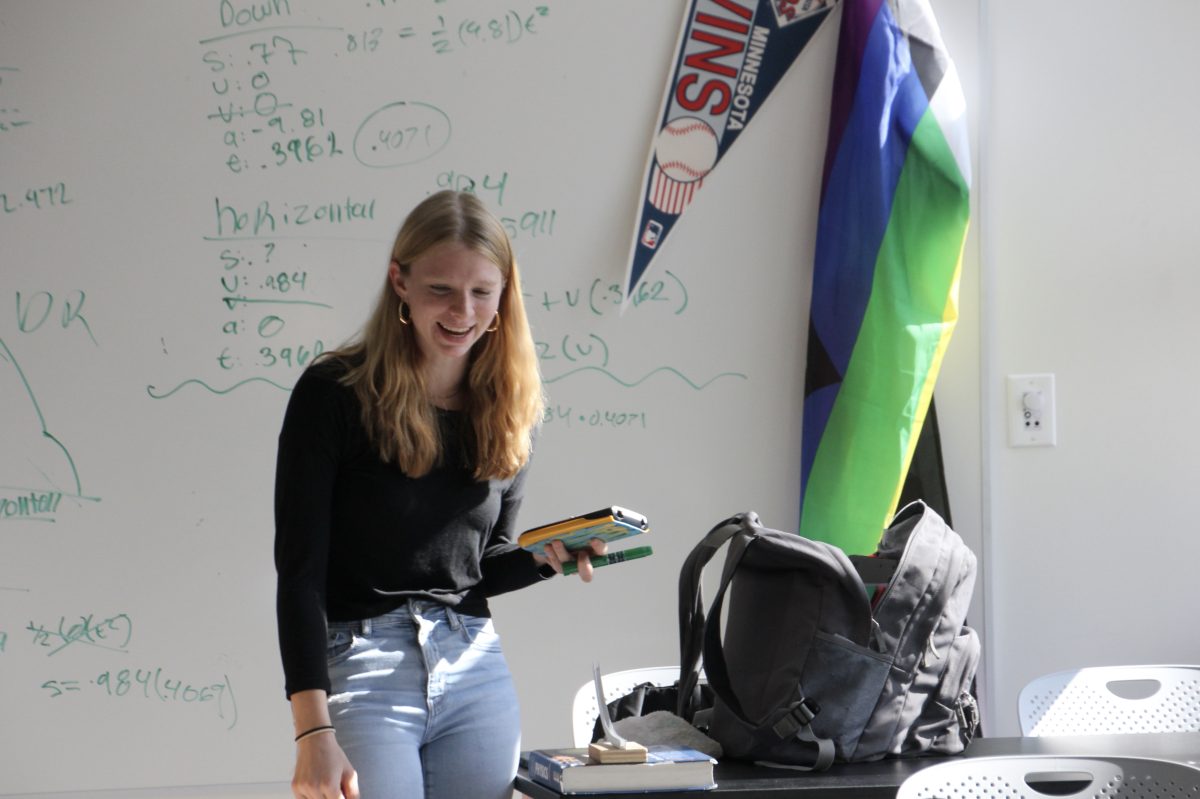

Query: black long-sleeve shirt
left=274, top=358, right=546, bottom=697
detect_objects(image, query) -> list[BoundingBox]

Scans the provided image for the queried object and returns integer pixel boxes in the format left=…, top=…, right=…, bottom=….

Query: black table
left=514, top=733, right=1200, bottom=798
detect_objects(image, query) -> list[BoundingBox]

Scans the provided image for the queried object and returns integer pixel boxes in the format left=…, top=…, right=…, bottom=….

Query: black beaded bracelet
left=294, top=724, right=335, bottom=743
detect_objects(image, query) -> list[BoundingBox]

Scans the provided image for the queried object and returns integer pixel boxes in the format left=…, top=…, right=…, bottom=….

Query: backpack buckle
left=956, top=692, right=980, bottom=743
left=770, top=697, right=821, bottom=739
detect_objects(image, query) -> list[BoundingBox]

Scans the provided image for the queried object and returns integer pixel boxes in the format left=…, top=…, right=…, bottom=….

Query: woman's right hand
left=292, top=733, right=359, bottom=799
left=537, top=536, right=608, bottom=582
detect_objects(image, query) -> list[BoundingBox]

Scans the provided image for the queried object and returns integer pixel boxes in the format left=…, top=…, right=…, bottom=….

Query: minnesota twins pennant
left=622, top=0, right=837, bottom=304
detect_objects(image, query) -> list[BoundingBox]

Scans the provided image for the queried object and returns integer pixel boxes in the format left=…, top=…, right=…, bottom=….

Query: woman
left=274, top=190, right=604, bottom=799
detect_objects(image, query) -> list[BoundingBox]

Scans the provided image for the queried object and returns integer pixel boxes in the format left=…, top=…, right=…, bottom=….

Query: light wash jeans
left=326, top=600, right=520, bottom=799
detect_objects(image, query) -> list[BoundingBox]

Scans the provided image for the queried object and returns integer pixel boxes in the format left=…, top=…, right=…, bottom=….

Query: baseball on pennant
left=654, top=117, right=719, bottom=183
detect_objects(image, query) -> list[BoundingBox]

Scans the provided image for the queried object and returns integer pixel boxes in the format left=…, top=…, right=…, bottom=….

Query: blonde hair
left=326, top=190, right=543, bottom=480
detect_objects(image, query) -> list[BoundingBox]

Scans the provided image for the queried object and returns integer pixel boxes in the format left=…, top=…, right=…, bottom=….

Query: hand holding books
left=536, top=535, right=609, bottom=582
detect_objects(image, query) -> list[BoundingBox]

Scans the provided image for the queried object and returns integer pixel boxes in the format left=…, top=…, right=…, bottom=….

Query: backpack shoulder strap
left=677, top=512, right=752, bottom=720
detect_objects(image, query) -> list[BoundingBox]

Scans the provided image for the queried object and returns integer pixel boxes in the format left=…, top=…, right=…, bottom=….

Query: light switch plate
left=1007, top=373, right=1056, bottom=447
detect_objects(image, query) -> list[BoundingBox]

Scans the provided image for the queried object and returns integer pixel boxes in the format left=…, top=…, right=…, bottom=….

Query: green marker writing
left=562, top=545, right=654, bottom=576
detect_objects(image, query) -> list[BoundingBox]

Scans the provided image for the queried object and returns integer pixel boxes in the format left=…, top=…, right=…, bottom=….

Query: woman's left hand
left=535, top=537, right=608, bottom=582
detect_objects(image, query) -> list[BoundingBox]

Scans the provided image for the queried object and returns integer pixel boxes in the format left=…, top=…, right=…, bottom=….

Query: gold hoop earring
left=485, top=312, right=500, bottom=333
left=397, top=302, right=411, bottom=326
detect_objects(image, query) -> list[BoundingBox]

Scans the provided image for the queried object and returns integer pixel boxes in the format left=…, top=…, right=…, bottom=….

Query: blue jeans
left=326, top=600, right=520, bottom=799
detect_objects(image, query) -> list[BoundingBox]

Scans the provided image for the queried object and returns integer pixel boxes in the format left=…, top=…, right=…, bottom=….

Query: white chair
left=1018, top=664, right=1200, bottom=737
left=897, top=755, right=1200, bottom=799
left=570, top=666, right=686, bottom=747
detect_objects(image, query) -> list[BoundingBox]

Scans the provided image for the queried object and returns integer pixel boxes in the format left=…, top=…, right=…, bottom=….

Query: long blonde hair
left=327, top=190, right=543, bottom=480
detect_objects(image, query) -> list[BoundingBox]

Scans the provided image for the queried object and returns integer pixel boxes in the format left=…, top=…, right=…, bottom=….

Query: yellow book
left=518, top=506, right=649, bottom=553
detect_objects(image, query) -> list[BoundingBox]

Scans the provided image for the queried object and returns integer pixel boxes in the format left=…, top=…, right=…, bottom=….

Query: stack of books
left=526, top=745, right=716, bottom=794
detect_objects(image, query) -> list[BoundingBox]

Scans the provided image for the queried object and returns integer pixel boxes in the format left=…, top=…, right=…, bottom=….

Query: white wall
left=980, top=0, right=1200, bottom=734
left=925, top=0, right=983, bottom=657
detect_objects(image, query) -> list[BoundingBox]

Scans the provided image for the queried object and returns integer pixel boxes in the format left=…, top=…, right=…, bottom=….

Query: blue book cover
left=527, top=745, right=716, bottom=794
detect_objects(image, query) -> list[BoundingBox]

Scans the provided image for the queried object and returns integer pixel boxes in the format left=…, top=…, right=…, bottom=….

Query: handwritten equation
left=213, top=0, right=550, bottom=58
left=155, top=168, right=558, bottom=397
left=26, top=612, right=132, bottom=657
left=12, top=610, right=238, bottom=729
left=201, top=3, right=551, bottom=175
left=526, top=271, right=689, bottom=317
left=183, top=195, right=375, bottom=391
left=543, top=404, right=648, bottom=430
left=40, top=668, right=238, bottom=730
left=201, top=28, right=338, bottom=176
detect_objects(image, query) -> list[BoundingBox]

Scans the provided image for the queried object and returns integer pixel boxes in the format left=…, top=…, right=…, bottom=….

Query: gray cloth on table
left=612, top=710, right=723, bottom=759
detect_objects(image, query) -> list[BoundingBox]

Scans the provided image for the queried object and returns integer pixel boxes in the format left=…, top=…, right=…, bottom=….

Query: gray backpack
left=677, top=500, right=980, bottom=770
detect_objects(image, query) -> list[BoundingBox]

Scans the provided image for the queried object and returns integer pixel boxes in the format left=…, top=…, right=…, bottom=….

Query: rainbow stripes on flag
left=798, top=0, right=970, bottom=555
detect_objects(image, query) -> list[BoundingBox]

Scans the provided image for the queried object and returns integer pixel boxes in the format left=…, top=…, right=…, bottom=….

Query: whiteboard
left=0, top=0, right=840, bottom=793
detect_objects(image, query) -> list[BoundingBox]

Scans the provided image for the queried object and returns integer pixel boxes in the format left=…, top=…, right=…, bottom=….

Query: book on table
left=526, top=745, right=716, bottom=794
